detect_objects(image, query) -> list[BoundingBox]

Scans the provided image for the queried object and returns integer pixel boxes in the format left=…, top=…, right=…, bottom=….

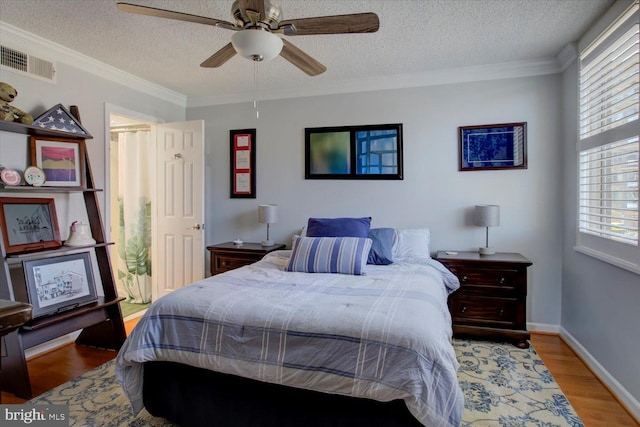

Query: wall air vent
left=1, top=45, right=56, bottom=83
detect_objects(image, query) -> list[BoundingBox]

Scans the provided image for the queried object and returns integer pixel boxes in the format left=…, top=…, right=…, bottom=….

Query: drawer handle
left=461, top=306, right=467, bottom=313
left=221, top=261, right=227, bottom=266
left=499, top=309, right=504, bottom=317
left=499, top=277, right=505, bottom=284
left=461, top=275, right=468, bottom=282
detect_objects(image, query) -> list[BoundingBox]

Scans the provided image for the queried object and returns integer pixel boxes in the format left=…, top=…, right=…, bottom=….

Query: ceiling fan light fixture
left=231, top=29, right=283, bottom=62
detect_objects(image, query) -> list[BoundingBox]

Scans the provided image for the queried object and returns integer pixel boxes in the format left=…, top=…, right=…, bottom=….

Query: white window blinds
left=578, top=0, right=640, bottom=272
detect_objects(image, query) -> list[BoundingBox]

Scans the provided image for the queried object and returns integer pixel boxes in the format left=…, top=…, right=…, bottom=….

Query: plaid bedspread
left=116, top=251, right=463, bottom=427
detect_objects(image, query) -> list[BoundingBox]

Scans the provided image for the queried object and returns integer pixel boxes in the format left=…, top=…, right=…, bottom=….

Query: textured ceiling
left=0, top=0, right=613, bottom=105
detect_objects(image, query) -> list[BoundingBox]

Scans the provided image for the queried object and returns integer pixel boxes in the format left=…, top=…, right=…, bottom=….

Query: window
left=577, top=0, right=640, bottom=273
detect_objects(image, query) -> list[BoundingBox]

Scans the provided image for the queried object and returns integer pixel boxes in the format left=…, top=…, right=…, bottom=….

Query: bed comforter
left=116, top=251, right=464, bottom=427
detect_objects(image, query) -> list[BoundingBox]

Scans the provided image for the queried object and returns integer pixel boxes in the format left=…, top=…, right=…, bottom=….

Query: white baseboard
left=527, top=322, right=561, bottom=333
left=560, top=327, right=640, bottom=423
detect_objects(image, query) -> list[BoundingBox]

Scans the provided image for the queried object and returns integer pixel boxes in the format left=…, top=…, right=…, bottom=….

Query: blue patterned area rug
left=28, top=339, right=583, bottom=427
left=455, top=339, right=583, bottom=427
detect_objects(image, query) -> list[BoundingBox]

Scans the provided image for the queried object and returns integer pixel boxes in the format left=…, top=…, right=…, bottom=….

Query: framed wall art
left=305, top=123, right=403, bottom=180
left=0, top=197, right=62, bottom=254
left=459, top=122, right=527, bottom=171
left=230, top=129, right=256, bottom=198
left=23, top=252, right=98, bottom=318
left=30, top=136, right=85, bottom=187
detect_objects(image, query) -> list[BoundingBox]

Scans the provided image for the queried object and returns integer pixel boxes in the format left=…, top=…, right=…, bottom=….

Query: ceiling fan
left=116, top=0, right=380, bottom=76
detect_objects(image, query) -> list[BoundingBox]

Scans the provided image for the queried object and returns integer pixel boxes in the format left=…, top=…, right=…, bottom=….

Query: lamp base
left=262, top=240, right=274, bottom=247
left=479, top=246, right=495, bottom=255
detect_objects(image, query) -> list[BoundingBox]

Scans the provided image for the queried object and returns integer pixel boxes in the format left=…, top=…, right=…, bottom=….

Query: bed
left=116, top=226, right=464, bottom=427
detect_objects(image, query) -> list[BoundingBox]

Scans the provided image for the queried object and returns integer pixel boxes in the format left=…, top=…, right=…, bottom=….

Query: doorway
left=105, top=106, right=206, bottom=320
left=109, top=112, right=156, bottom=319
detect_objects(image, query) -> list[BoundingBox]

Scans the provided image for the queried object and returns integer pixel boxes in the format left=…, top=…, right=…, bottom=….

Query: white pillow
left=392, top=228, right=431, bottom=259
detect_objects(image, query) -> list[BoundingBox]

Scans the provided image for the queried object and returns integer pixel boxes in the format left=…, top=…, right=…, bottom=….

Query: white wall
left=188, top=74, right=564, bottom=327
left=561, top=57, right=640, bottom=417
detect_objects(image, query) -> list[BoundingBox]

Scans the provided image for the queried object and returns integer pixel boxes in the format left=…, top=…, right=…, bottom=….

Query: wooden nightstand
left=207, top=242, right=286, bottom=275
left=436, top=251, right=532, bottom=348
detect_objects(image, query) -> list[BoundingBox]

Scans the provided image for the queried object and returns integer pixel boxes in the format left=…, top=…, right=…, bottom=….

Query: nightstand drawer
left=208, top=242, right=286, bottom=275
left=450, top=295, right=517, bottom=326
left=448, top=267, right=519, bottom=292
left=213, top=254, right=260, bottom=273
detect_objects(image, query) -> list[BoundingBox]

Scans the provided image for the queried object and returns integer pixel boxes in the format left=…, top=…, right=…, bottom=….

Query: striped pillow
left=286, top=236, right=372, bottom=275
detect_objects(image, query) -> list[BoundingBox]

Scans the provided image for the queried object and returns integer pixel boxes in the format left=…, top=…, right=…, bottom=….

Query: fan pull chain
left=253, top=61, right=259, bottom=119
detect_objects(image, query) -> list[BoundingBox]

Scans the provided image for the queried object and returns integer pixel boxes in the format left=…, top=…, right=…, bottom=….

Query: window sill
left=574, top=245, right=640, bottom=275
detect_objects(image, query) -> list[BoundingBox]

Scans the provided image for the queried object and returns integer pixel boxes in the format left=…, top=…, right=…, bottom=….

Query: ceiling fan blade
left=238, top=0, right=266, bottom=23
left=116, top=2, right=236, bottom=30
left=280, top=13, right=379, bottom=36
left=280, top=39, right=326, bottom=76
left=200, top=43, right=237, bottom=68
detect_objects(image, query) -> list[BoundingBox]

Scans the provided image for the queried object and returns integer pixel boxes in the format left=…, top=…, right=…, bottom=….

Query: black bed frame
left=143, top=361, right=424, bottom=427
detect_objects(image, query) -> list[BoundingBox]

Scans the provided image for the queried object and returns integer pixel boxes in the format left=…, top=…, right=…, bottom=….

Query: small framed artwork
left=30, top=136, right=85, bottom=187
left=305, top=124, right=403, bottom=180
left=230, top=129, right=256, bottom=198
left=459, top=122, right=527, bottom=171
left=23, top=252, right=98, bottom=318
left=0, top=197, right=62, bottom=254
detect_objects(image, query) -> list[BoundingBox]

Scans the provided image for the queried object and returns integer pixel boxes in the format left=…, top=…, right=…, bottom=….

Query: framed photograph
left=23, top=252, right=98, bottom=318
left=30, top=136, right=85, bottom=187
left=0, top=197, right=62, bottom=254
left=305, top=124, right=403, bottom=180
left=459, top=122, right=527, bottom=171
left=230, top=129, right=256, bottom=198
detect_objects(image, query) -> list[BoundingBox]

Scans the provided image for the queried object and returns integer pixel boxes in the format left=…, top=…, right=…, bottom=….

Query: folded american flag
left=32, top=104, right=91, bottom=135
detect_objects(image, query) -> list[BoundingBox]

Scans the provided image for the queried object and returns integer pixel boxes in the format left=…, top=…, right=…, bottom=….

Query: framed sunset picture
left=30, top=137, right=85, bottom=187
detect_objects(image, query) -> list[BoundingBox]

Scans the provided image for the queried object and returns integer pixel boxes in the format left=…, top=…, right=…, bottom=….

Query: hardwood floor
left=530, top=333, right=638, bottom=427
left=2, top=326, right=638, bottom=427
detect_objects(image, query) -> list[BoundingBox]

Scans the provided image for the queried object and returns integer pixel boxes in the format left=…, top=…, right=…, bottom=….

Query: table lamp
left=258, top=204, right=277, bottom=246
left=475, top=204, right=500, bottom=255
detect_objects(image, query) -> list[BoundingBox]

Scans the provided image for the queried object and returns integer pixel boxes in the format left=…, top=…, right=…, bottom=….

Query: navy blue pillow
left=306, top=217, right=371, bottom=238
left=367, top=228, right=395, bottom=265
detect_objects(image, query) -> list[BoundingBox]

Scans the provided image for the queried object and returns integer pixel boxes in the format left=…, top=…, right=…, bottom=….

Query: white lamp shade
left=231, top=30, right=283, bottom=62
left=258, top=204, right=278, bottom=224
left=475, top=205, right=500, bottom=227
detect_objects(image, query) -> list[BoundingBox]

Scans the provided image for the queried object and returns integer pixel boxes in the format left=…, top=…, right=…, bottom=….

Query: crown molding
left=1, top=21, right=564, bottom=110
left=557, top=42, right=579, bottom=71
left=0, top=22, right=187, bottom=108
left=187, top=57, right=562, bottom=107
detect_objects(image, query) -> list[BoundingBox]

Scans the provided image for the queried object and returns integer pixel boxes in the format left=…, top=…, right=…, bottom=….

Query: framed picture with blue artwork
left=459, top=122, right=527, bottom=171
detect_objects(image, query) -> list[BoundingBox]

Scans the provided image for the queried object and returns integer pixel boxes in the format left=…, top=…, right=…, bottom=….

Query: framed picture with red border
left=230, top=129, right=256, bottom=198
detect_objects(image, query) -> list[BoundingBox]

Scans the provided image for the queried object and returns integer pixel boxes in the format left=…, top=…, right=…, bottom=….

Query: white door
left=154, top=120, right=205, bottom=299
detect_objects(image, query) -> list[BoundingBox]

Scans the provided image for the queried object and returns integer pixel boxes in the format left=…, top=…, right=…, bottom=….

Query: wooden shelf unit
left=0, top=116, right=126, bottom=399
